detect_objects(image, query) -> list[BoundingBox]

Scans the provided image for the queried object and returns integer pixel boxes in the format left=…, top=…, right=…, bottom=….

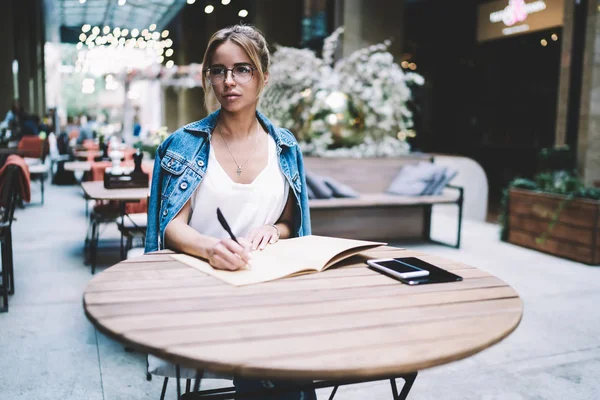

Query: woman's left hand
left=246, top=225, right=279, bottom=251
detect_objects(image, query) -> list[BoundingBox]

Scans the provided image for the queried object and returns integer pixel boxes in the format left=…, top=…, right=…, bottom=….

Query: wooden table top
left=83, top=247, right=523, bottom=381
left=81, top=181, right=149, bottom=201
left=64, top=161, right=92, bottom=172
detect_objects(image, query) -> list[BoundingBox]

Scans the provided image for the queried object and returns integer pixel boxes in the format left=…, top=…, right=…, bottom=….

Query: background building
left=1, top=0, right=598, bottom=214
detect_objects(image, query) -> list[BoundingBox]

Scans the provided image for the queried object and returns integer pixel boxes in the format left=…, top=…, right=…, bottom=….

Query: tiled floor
left=1, top=183, right=599, bottom=399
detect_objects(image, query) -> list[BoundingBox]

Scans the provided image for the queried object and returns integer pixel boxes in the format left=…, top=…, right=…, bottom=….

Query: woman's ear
left=263, top=71, right=269, bottom=87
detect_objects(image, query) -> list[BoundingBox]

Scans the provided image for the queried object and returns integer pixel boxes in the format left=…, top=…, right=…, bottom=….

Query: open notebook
left=171, top=235, right=385, bottom=286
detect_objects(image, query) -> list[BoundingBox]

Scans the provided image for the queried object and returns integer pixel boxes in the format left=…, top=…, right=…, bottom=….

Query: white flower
left=260, top=26, right=424, bottom=156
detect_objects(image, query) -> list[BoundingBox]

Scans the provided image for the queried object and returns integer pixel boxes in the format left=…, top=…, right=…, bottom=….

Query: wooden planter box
left=507, top=188, right=600, bottom=265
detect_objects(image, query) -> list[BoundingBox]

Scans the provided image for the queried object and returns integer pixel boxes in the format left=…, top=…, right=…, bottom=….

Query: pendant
left=236, top=166, right=242, bottom=176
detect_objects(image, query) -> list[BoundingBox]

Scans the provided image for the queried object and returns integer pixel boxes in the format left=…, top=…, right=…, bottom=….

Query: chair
left=147, top=355, right=234, bottom=400
left=0, top=165, right=20, bottom=312
left=47, top=132, right=70, bottom=182
left=116, top=212, right=147, bottom=260
left=27, top=163, right=49, bottom=205
left=17, top=137, right=49, bottom=204
left=17, top=136, right=48, bottom=166
left=85, top=161, right=151, bottom=273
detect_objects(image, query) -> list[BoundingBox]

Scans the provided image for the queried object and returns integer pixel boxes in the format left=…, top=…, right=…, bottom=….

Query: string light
left=76, top=23, right=176, bottom=67
left=238, top=9, right=248, bottom=18
left=187, top=0, right=196, bottom=4
left=118, top=0, right=126, bottom=5
left=222, top=0, right=231, bottom=4
left=205, top=5, right=214, bottom=13
left=541, top=39, right=548, bottom=46
left=551, top=33, right=558, bottom=41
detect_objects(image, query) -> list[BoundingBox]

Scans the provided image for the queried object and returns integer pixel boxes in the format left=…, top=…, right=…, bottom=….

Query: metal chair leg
left=390, top=373, right=418, bottom=400
left=397, top=373, right=418, bottom=400
left=160, top=377, right=168, bottom=400
left=390, top=378, right=400, bottom=399
left=176, top=365, right=182, bottom=399
left=40, top=176, right=45, bottom=205
left=193, top=370, right=203, bottom=392
left=7, top=230, right=14, bottom=295
left=328, top=385, right=339, bottom=400
left=0, top=240, right=9, bottom=313
left=91, top=218, right=98, bottom=275
left=185, top=379, right=191, bottom=393
left=146, top=356, right=152, bottom=381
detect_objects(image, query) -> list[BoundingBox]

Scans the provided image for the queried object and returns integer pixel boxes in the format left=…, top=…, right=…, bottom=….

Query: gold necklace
left=216, top=119, right=260, bottom=176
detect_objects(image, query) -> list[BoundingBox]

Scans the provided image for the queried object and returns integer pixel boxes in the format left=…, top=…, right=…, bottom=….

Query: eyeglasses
left=204, top=65, right=257, bottom=85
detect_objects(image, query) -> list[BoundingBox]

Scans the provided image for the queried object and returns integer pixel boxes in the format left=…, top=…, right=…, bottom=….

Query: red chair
left=17, top=136, right=49, bottom=162
left=17, top=137, right=49, bottom=204
left=85, top=161, right=152, bottom=271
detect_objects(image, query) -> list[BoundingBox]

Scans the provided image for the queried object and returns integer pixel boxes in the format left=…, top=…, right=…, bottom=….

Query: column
left=0, top=0, right=16, bottom=114
left=554, top=0, right=574, bottom=146
left=574, top=0, right=600, bottom=185
left=14, top=0, right=33, bottom=114
left=163, top=86, right=179, bottom=133
left=341, top=0, right=404, bottom=62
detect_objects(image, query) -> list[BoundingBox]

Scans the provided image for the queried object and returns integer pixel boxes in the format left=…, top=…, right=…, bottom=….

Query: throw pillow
left=305, top=172, right=334, bottom=199
left=306, top=182, right=316, bottom=200
left=386, top=162, right=439, bottom=196
left=323, top=177, right=359, bottom=198
left=426, top=167, right=458, bottom=195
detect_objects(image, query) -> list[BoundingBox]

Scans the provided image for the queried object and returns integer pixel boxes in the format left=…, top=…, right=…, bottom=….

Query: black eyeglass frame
left=204, top=65, right=258, bottom=85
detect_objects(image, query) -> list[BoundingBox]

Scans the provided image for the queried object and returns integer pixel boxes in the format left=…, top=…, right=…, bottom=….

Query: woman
left=145, top=25, right=314, bottom=399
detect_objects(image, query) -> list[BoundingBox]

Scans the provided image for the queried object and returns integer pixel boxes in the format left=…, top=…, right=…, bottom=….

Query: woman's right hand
left=207, top=238, right=252, bottom=271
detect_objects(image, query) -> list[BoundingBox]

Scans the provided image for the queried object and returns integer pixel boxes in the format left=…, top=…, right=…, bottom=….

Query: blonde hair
left=201, top=25, right=270, bottom=112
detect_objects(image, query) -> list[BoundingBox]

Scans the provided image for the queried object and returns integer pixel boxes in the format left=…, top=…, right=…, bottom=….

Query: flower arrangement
left=133, top=126, right=170, bottom=159
left=260, top=27, right=424, bottom=157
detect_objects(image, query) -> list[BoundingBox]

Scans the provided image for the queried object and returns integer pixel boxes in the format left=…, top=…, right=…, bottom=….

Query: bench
left=304, top=155, right=463, bottom=248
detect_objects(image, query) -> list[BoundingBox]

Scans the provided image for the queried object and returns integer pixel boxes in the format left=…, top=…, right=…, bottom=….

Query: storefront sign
left=477, top=0, right=564, bottom=42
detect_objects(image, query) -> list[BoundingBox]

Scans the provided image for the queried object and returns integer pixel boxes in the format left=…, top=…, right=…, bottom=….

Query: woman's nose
left=224, top=70, right=236, bottom=85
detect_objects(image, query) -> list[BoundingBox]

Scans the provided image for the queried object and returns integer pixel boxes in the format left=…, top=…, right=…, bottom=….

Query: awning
left=44, top=0, right=186, bottom=43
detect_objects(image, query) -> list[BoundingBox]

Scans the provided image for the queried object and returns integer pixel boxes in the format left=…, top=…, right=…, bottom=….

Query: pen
left=216, top=208, right=252, bottom=270
left=216, top=207, right=239, bottom=244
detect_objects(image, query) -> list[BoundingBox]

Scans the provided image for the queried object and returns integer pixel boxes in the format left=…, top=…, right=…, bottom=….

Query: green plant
left=499, top=147, right=600, bottom=242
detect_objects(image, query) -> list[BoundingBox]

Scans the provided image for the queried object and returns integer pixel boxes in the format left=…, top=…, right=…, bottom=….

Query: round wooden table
left=83, top=246, right=522, bottom=383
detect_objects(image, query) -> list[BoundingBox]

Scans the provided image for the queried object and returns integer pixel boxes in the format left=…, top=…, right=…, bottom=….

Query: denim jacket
left=144, top=110, right=311, bottom=253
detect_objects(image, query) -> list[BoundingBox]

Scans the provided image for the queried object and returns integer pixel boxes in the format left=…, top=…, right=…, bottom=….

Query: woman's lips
left=223, top=94, right=241, bottom=102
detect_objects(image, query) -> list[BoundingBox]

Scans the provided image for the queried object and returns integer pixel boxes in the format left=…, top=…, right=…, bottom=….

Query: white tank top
left=189, top=134, right=289, bottom=239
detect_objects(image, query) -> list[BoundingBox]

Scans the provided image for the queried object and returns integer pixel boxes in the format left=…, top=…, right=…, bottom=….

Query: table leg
left=119, top=202, right=126, bottom=260
left=178, top=373, right=419, bottom=399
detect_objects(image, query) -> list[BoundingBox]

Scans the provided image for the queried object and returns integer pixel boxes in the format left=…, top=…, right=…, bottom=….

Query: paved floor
left=1, top=183, right=599, bottom=400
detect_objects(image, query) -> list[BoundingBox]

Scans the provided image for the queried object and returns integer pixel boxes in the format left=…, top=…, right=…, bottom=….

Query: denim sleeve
left=144, top=149, right=164, bottom=253
left=296, top=145, right=312, bottom=236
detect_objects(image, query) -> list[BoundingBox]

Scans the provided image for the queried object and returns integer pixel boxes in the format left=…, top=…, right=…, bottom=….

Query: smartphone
left=367, top=257, right=430, bottom=281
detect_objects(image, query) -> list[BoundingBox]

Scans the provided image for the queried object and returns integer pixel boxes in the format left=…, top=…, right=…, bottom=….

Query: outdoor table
left=83, top=246, right=523, bottom=399
left=81, top=181, right=149, bottom=274
left=64, top=161, right=92, bottom=172
left=75, top=150, right=102, bottom=161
